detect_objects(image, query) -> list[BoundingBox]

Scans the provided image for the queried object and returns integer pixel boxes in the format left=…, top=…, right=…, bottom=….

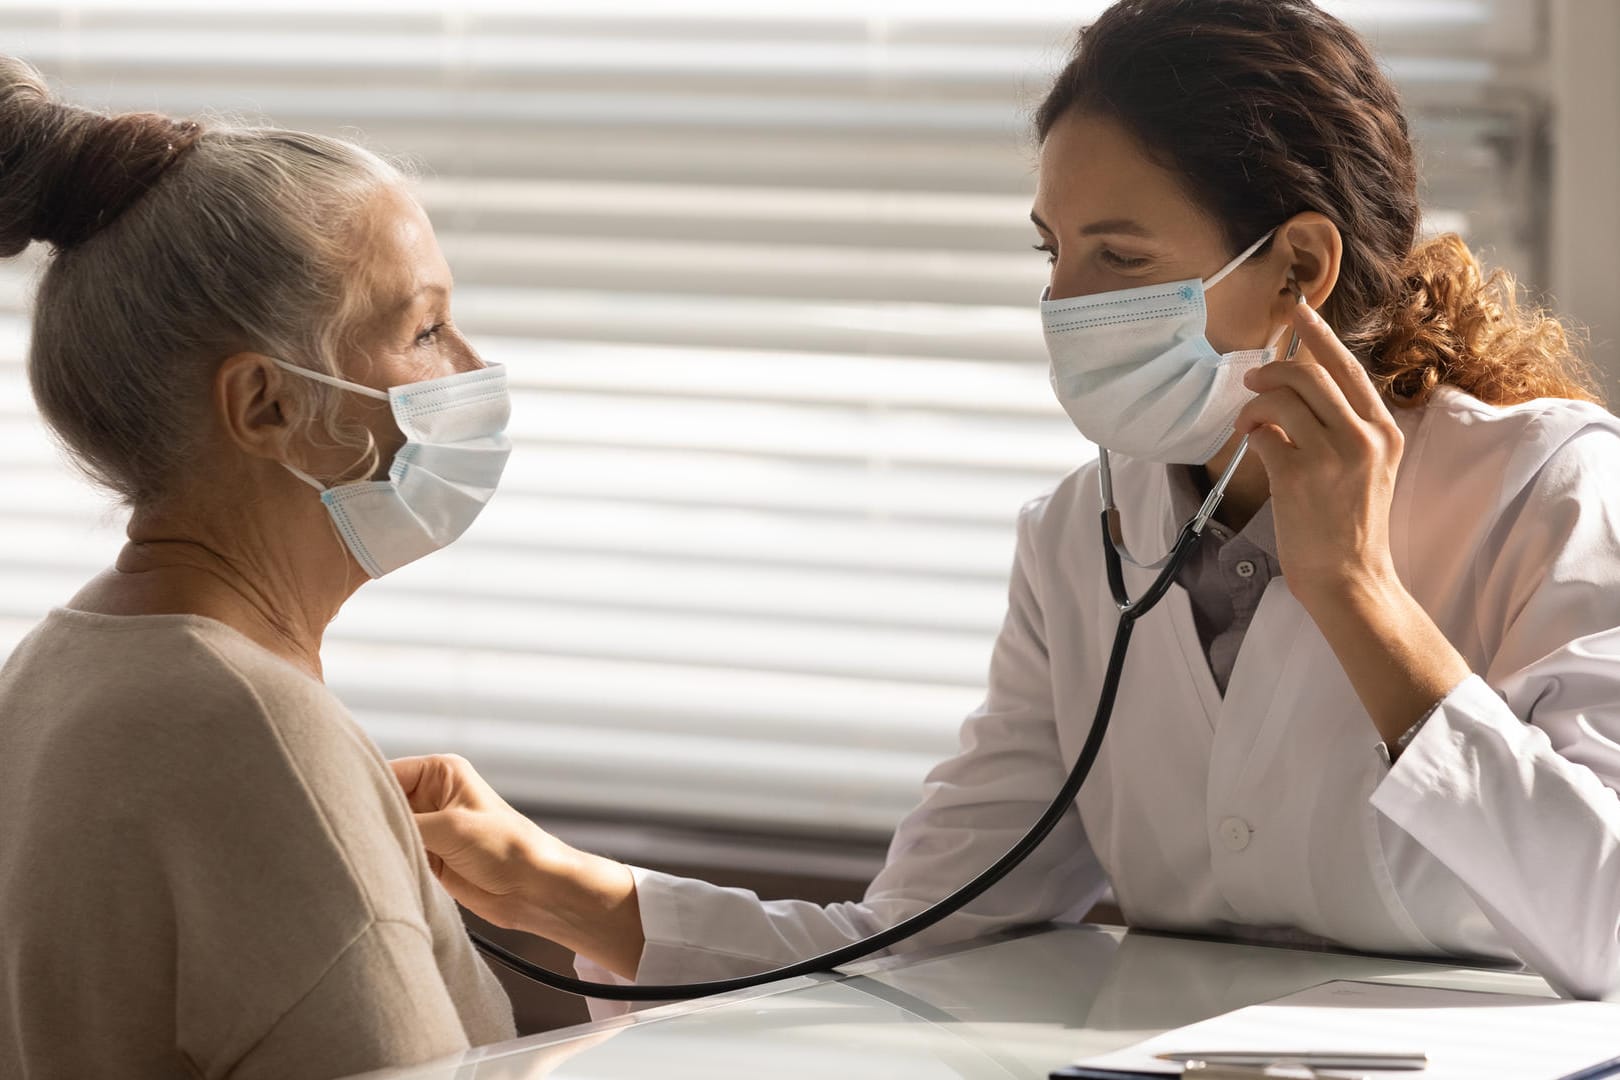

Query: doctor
left=391, top=0, right=1620, bottom=1002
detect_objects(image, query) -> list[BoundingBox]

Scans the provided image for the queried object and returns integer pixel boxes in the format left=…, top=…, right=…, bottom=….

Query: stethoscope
left=470, top=293, right=1309, bottom=1001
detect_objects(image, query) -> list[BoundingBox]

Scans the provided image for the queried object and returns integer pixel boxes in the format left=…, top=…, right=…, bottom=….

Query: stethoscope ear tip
left=1282, top=279, right=1308, bottom=359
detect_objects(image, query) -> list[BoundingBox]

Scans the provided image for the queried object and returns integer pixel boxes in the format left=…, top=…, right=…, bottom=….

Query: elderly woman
left=0, top=60, right=514, bottom=1078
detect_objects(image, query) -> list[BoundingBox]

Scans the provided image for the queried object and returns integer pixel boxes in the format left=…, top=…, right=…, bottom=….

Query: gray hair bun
left=0, top=56, right=202, bottom=256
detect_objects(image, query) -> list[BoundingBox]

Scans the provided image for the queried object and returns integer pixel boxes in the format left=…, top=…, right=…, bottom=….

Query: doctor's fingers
left=1287, top=302, right=1390, bottom=424
left=1243, top=358, right=1401, bottom=467
left=390, top=753, right=502, bottom=814
left=1249, top=359, right=1405, bottom=477
left=414, top=839, right=520, bottom=925
left=411, top=806, right=546, bottom=924
left=1234, top=386, right=1327, bottom=454
left=412, top=806, right=499, bottom=862
left=1243, top=355, right=1362, bottom=435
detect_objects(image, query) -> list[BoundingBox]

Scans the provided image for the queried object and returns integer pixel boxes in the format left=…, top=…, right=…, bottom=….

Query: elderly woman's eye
left=415, top=323, right=445, bottom=346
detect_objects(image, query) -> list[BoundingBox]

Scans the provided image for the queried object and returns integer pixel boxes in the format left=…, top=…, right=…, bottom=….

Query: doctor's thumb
left=389, top=754, right=443, bottom=809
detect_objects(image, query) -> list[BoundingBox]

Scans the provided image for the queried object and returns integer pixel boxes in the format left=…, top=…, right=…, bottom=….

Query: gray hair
left=0, top=56, right=405, bottom=506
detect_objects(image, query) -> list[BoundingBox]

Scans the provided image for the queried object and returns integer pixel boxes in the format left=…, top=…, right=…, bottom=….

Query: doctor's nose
left=1043, top=263, right=1113, bottom=304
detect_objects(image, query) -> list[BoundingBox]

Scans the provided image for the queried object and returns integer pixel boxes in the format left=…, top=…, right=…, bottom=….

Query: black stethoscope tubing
left=467, top=486, right=1211, bottom=1001
left=470, top=303, right=1305, bottom=1001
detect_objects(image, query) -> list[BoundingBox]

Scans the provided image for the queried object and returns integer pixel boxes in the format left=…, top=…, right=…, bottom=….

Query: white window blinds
left=0, top=0, right=1544, bottom=841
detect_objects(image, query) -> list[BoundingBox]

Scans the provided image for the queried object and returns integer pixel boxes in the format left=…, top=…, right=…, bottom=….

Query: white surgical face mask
left=1041, top=229, right=1284, bottom=465
left=274, top=359, right=512, bottom=578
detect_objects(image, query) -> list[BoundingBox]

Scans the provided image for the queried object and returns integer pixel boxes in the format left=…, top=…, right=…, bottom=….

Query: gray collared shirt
left=1166, top=464, right=1281, bottom=695
left=1165, top=464, right=1437, bottom=750
left=1164, top=464, right=1435, bottom=750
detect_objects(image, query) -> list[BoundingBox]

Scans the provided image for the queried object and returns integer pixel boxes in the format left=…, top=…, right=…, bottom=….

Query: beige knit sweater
left=0, top=608, right=515, bottom=1080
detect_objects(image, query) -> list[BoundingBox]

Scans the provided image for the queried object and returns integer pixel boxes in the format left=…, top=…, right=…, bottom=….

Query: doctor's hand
left=389, top=754, right=552, bottom=928
left=1234, top=303, right=1470, bottom=748
left=1235, top=300, right=1404, bottom=608
left=390, top=754, right=645, bottom=979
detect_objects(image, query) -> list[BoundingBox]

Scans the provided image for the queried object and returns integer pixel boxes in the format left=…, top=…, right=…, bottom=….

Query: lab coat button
left=1219, top=817, right=1252, bottom=852
left=1234, top=559, right=1257, bottom=579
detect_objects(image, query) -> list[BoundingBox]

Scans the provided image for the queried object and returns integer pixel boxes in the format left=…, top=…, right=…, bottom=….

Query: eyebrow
left=384, top=283, right=449, bottom=318
left=1028, top=210, right=1154, bottom=239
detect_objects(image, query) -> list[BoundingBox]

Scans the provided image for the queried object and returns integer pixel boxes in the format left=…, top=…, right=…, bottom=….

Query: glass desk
left=350, top=924, right=1555, bottom=1079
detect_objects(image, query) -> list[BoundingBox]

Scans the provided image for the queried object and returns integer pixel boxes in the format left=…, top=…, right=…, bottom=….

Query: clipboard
left=1052, top=980, right=1620, bottom=1080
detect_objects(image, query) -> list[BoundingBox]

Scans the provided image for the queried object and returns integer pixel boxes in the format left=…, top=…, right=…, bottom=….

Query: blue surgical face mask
left=275, top=360, right=512, bottom=578
left=1040, top=229, right=1285, bottom=465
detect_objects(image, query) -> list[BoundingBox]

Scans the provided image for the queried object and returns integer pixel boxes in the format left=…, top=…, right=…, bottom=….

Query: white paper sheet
left=1064, top=980, right=1620, bottom=1079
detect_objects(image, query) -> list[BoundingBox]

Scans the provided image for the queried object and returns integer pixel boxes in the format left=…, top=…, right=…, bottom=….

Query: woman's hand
left=389, top=753, right=555, bottom=929
left=1236, top=299, right=1404, bottom=608
left=390, top=754, right=645, bottom=978
left=1235, top=302, right=1471, bottom=747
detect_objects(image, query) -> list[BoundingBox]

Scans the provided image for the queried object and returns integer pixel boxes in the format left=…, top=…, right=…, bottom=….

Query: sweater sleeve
left=224, top=919, right=471, bottom=1080
left=158, top=627, right=513, bottom=1075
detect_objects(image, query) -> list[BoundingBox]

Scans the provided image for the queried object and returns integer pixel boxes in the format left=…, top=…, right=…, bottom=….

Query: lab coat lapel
left=1208, top=578, right=1311, bottom=798
left=1208, top=398, right=1431, bottom=783
left=1110, top=454, right=1222, bottom=733
left=1114, top=453, right=1224, bottom=731
left=1165, top=584, right=1224, bottom=728
left=1103, top=453, right=1224, bottom=729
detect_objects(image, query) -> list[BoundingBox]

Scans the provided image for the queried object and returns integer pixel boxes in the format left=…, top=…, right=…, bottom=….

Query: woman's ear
left=1276, top=211, right=1343, bottom=314
left=214, top=352, right=299, bottom=466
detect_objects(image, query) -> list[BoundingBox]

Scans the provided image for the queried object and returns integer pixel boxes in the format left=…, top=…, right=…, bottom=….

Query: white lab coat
left=578, top=386, right=1620, bottom=1008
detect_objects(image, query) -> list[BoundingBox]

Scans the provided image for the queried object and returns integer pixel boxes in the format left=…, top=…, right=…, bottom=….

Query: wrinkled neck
left=83, top=497, right=363, bottom=681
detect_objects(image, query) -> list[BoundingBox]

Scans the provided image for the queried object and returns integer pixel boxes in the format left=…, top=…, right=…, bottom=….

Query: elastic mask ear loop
left=1203, top=229, right=1278, bottom=291
left=270, top=358, right=391, bottom=402
left=283, top=463, right=327, bottom=493
left=1236, top=297, right=1297, bottom=359
left=270, top=358, right=390, bottom=492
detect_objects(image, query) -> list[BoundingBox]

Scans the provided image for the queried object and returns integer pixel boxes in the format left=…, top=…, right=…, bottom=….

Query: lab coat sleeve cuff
left=570, top=865, right=687, bottom=1021
left=616, top=866, right=836, bottom=986
left=1369, top=673, right=1510, bottom=820
left=625, top=865, right=697, bottom=985
left=1371, top=697, right=1446, bottom=769
left=572, top=952, right=638, bottom=1022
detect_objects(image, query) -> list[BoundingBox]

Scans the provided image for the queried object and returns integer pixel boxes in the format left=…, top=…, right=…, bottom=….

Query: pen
left=1157, top=1051, right=1428, bottom=1070
left=1178, top=1064, right=1322, bottom=1079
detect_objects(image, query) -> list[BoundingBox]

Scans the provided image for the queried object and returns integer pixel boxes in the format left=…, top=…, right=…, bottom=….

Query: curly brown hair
left=1035, top=0, right=1600, bottom=409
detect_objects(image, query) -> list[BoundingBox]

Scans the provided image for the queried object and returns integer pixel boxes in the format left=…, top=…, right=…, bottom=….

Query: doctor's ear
left=214, top=352, right=302, bottom=464
left=1273, top=212, right=1343, bottom=315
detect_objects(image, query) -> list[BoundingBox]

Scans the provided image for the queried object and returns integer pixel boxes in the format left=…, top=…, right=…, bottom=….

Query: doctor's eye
left=1031, top=243, right=1057, bottom=266
left=1100, top=249, right=1150, bottom=270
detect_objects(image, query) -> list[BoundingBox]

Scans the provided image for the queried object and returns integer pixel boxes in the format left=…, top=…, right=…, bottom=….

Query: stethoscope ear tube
left=471, top=608, right=1135, bottom=1001
left=470, top=485, right=1209, bottom=1002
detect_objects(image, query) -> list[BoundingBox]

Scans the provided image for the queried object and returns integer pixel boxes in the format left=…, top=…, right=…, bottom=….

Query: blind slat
left=0, top=0, right=1537, bottom=837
